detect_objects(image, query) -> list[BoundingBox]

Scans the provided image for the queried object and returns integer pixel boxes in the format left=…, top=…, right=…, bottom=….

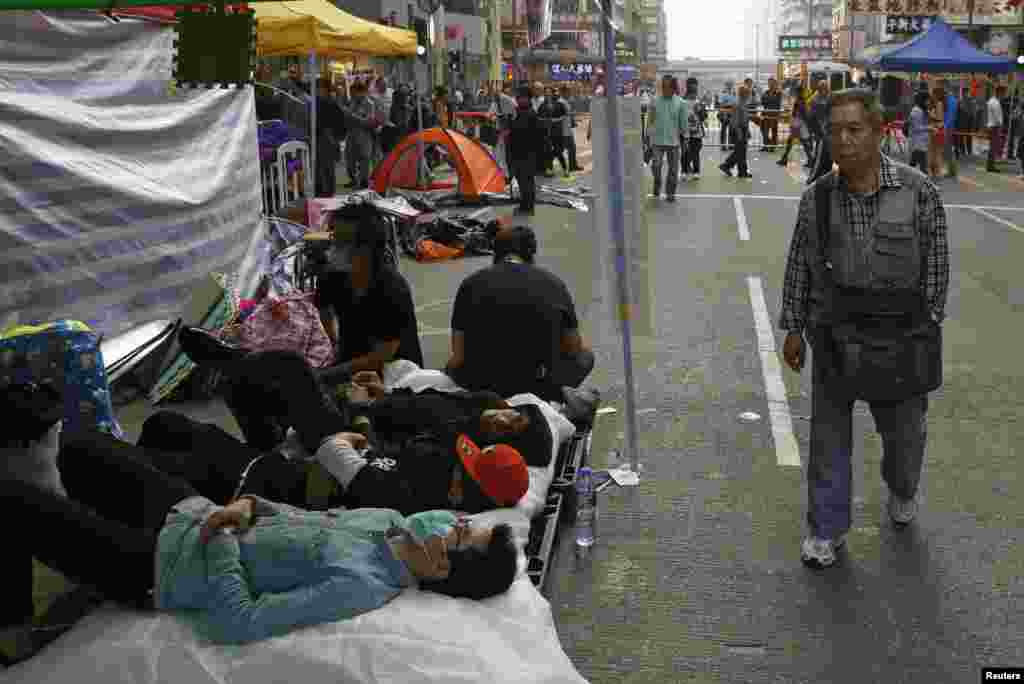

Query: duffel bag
left=0, top=320, right=123, bottom=439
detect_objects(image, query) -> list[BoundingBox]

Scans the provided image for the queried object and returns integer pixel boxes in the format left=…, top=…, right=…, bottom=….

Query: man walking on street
left=760, top=78, right=783, bottom=151
left=719, top=85, right=752, bottom=179
left=647, top=74, right=688, bottom=202
left=343, top=81, right=379, bottom=189
left=943, top=83, right=958, bottom=178
left=509, top=85, right=542, bottom=215
left=807, top=80, right=833, bottom=184
left=779, top=88, right=950, bottom=570
left=986, top=85, right=1005, bottom=172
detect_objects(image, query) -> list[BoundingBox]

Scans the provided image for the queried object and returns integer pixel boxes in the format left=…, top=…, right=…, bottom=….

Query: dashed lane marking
left=734, top=197, right=750, bottom=241
left=747, top=276, right=801, bottom=468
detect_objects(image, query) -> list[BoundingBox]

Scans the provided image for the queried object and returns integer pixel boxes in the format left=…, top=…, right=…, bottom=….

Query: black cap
left=1, top=382, right=64, bottom=442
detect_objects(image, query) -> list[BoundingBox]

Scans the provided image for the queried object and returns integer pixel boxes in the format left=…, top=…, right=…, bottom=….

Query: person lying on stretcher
left=1, top=383, right=518, bottom=654
left=118, top=347, right=549, bottom=515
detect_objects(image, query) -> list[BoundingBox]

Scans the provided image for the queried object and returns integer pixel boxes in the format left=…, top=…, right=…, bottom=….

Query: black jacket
left=340, top=393, right=553, bottom=516
left=508, top=107, right=543, bottom=163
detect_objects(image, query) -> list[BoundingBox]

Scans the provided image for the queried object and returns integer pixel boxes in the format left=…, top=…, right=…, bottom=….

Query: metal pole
left=754, top=24, right=759, bottom=85
left=967, top=0, right=975, bottom=45
left=601, top=4, right=641, bottom=474
left=807, top=0, right=813, bottom=34
left=309, top=50, right=317, bottom=198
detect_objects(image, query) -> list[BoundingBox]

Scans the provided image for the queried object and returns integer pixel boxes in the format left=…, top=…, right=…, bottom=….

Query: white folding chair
left=275, top=141, right=313, bottom=208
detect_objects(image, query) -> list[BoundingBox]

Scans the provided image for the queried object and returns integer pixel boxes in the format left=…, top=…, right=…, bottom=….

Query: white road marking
left=734, top=197, right=751, bottom=241
left=970, top=207, right=1024, bottom=234
left=747, top=276, right=801, bottom=468
left=673, top=193, right=1024, bottom=213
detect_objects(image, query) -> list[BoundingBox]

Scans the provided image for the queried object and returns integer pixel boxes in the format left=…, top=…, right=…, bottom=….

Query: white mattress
left=5, top=507, right=589, bottom=684
left=4, top=362, right=587, bottom=684
left=381, top=360, right=577, bottom=520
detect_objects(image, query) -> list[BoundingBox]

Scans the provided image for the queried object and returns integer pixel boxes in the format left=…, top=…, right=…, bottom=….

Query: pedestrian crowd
left=254, top=63, right=589, bottom=207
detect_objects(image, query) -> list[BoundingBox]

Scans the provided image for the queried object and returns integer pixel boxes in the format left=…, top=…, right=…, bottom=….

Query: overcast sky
left=664, top=0, right=747, bottom=60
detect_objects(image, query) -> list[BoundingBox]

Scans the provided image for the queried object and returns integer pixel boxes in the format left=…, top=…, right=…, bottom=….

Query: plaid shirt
left=779, top=155, right=950, bottom=333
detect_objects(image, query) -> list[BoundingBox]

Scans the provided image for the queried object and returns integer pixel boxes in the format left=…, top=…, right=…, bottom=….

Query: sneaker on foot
left=888, top=493, right=918, bottom=527
left=719, top=164, right=733, bottom=178
left=800, top=535, right=846, bottom=569
left=777, top=158, right=788, bottom=166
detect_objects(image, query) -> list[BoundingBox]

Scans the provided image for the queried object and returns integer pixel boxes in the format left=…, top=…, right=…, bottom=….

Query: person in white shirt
left=490, top=83, right=518, bottom=175
left=986, top=85, right=1006, bottom=172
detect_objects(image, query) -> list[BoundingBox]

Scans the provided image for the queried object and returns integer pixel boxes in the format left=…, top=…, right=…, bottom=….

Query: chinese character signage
left=615, top=34, right=638, bottom=62
left=778, top=35, right=834, bottom=52
left=550, top=62, right=596, bottom=80
left=885, top=14, right=934, bottom=33
left=847, top=0, right=1001, bottom=14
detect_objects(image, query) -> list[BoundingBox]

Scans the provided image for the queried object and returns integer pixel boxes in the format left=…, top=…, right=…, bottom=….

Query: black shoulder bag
left=814, top=179, right=943, bottom=401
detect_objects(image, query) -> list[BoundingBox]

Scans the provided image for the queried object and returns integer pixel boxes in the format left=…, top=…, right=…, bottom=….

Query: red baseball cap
left=455, top=434, right=529, bottom=507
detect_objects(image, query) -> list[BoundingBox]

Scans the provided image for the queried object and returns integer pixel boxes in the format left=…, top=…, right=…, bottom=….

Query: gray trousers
left=650, top=145, right=679, bottom=197
left=807, top=327, right=929, bottom=540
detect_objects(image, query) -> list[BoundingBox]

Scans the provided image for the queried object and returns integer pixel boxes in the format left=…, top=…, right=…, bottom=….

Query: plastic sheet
left=0, top=11, right=263, bottom=338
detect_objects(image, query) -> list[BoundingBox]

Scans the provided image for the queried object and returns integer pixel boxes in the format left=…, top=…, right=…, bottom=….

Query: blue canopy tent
left=872, top=17, right=1014, bottom=73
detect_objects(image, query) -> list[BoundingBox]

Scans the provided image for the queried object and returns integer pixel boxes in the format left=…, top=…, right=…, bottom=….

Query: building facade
left=637, top=0, right=668, bottom=63
left=777, top=0, right=834, bottom=36
left=743, top=1, right=778, bottom=61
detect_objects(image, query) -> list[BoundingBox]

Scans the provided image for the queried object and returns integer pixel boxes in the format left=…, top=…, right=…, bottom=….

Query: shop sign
left=848, top=0, right=1012, bottom=14
left=778, top=35, right=834, bottom=52
left=551, top=62, right=596, bottom=80
left=885, top=14, right=935, bottom=32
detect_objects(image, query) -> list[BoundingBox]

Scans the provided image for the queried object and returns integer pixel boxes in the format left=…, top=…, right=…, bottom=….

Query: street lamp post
left=754, top=23, right=759, bottom=85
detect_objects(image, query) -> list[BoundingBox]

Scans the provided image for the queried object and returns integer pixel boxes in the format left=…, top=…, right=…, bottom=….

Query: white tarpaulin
left=0, top=10, right=263, bottom=338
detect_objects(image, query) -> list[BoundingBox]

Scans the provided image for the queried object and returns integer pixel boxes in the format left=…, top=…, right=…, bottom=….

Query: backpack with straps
left=813, top=175, right=942, bottom=401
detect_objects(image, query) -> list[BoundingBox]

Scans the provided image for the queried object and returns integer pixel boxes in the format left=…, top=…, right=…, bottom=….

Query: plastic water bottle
left=575, top=466, right=596, bottom=548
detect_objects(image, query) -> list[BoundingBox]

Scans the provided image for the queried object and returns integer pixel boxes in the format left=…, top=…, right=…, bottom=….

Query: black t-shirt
left=343, top=435, right=460, bottom=516
left=368, top=391, right=554, bottom=468
left=321, top=268, right=424, bottom=368
left=452, top=262, right=577, bottom=399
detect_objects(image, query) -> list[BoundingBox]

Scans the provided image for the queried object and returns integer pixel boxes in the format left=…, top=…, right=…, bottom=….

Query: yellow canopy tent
left=254, top=0, right=417, bottom=58
left=253, top=0, right=417, bottom=200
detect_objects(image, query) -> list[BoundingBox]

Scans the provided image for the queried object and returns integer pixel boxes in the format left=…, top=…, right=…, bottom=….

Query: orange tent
left=370, top=128, right=507, bottom=199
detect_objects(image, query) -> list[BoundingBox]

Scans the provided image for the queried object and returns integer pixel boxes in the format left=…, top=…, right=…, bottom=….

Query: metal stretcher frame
left=525, top=425, right=591, bottom=595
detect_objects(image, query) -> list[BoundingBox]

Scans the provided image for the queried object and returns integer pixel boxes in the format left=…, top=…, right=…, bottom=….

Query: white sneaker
left=800, top=535, right=846, bottom=569
left=888, top=494, right=918, bottom=527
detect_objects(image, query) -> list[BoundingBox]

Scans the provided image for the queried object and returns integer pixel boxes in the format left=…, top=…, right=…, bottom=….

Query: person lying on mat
left=175, top=339, right=559, bottom=469
left=121, top=407, right=530, bottom=517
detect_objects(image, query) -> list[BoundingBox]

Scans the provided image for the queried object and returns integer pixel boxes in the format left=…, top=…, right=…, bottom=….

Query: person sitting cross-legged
left=445, top=225, right=596, bottom=404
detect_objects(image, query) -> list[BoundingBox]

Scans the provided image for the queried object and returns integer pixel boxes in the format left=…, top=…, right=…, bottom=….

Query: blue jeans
left=650, top=145, right=679, bottom=197
left=806, top=327, right=929, bottom=540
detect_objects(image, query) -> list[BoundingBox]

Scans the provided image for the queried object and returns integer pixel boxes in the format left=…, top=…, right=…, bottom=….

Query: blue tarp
left=873, top=18, right=1014, bottom=74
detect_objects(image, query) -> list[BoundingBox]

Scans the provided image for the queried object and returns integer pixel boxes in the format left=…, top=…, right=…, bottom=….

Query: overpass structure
left=653, top=59, right=784, bottom=92
left=656, top=59, right=782, bottom=79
